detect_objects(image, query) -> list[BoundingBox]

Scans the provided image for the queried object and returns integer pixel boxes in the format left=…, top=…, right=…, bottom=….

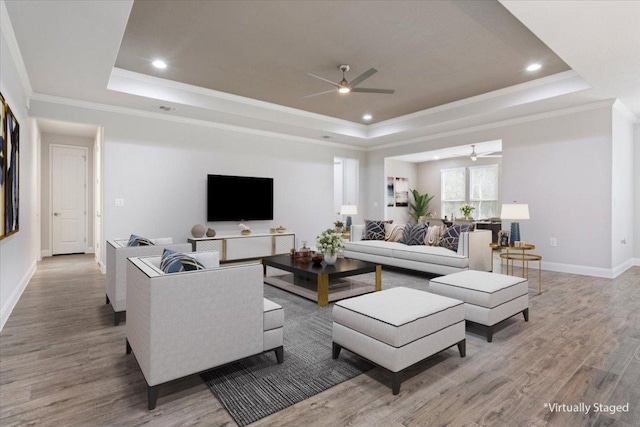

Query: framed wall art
left=0, top=92, right=5, bottom=239
left=386, top=176, right=395, bottom=207
left=2, top=94, right=19, bottom=238
left=394, top=177, right=409, bottom=207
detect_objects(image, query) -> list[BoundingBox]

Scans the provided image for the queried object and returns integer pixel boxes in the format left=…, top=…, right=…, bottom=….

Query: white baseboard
left=632, top=258, right=640, bottom=266
left=41, top=249, right=51, bottom=257
left=541, top=261, right=615, bottom=279
left=0, top=261, right=37, bottom=332
left=612, top=259, right=635, bottom=278
left=85, top=246, right=94, bottom=254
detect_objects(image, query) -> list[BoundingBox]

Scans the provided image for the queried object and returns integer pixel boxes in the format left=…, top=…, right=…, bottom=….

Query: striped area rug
left=201, top=281, right=376, bottom=426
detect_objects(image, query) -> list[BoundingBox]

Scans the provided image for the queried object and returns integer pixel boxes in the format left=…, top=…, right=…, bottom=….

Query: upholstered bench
left=429, top=270, right=529, bottom=342
left=332, top=287, right=465, bottom=395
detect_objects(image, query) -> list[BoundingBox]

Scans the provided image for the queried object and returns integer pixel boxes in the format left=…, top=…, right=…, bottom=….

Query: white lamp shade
left=340, top=205, right=358, bottom=216
left=500, top=203, right=530, bottom=220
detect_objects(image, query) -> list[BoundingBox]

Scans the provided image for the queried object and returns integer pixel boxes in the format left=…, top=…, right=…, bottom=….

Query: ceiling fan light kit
left=304, top=64, right=395, bottom=99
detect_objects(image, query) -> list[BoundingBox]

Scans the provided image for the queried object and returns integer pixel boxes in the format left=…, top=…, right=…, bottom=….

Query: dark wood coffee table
left=261, top=255, right=381, bottom=307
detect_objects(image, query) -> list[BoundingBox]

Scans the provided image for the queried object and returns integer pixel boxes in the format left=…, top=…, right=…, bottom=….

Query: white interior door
left=52, top=145, right=87, bottom=255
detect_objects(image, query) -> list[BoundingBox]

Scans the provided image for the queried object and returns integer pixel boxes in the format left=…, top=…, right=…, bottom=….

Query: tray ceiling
left=115, top=0, right=570, bottom=124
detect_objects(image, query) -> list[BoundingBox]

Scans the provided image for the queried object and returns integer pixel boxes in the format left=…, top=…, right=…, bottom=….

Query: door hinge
left=83, top=155, right=87, bottom=161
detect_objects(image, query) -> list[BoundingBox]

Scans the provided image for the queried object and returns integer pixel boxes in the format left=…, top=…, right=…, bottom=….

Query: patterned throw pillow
left=127, top=234, right=154, bottom=247
left=400, top=223, right=429, bottom=245
left=385, top=224, right=406, bottom=242
left=364, top=220, right=391, bottom=241
left=160, top=249, right=205, bottom=274
left=424, top=225, right=444, bottom=246
left=440, top=223, right=476, bottom=252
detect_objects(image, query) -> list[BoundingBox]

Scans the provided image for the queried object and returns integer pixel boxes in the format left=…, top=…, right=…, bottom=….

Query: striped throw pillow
left=400, top=223, right=429, bottom=245
left=424, top=225, right=444, bottom=246
left=127, top=234, right=154, bottom=247
left=160, top=249, right=205, bottom=274
left=385, top=224, right=406, bottom=242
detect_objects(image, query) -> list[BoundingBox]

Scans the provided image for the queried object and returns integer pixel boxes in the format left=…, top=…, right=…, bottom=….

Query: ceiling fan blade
left=307, top=73, right=340, bottom=88
left=479, top=154, right=502, bottom=158
left=349, top=68, right=377, bottom=87
left=351, top=88, right=395, bottom=94
left=301, top=89, right=337, bottom=99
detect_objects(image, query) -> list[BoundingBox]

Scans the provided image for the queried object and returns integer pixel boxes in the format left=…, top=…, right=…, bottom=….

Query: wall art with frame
left=394, top=177, right=409, bottom=207
left=1, top=92, right=20, bottom=239
left=386, top=176, right=395, bottom=207
left=0, top=93, right=5, bottom=239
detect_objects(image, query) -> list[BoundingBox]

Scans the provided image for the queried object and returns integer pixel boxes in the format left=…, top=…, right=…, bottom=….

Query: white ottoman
left=332, top=287, right=465, bottom=395
left=429, top=270, right=529, bottom=342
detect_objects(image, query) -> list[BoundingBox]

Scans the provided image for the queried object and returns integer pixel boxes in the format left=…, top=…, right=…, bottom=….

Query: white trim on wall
left=541, top=260, right=636, bottom=280
left=611, top=259, right=634, bottom=278
left=0, top=261, right=36, bottom=331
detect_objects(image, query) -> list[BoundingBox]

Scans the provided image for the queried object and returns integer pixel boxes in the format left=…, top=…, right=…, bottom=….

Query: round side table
left=499, top=252, right=542, bottom=295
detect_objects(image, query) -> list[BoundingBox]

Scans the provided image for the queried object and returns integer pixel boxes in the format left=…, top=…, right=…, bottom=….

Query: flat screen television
left=207, top=174, right=274, bottom=221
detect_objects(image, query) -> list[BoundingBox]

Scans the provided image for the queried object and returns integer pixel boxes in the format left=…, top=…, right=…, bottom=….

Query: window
left=441, top=164, right=499, bottom=220
left=469, top=164, right=499, bottom=219
left=441, top=168, right=466, bottom=220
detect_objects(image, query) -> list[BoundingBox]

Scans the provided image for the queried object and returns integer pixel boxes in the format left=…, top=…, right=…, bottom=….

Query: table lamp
left=500, top=203, right=529, bottom=246
left=340, top=204, right=358, bottom=230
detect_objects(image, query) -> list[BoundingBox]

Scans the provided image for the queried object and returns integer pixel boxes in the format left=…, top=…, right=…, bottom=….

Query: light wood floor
left=1, top=255, right=638, bottom=427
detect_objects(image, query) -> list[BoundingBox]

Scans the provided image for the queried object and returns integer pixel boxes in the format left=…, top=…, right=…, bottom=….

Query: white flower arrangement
left=239, top=223, right=251, bottom=231
left=316, top=228, right=345, bottom=255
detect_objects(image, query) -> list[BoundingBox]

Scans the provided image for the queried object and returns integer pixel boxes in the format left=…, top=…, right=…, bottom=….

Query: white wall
left=28, top=100, right=366, bottom=267
left=368, top=106, right=614, bottom=275
left=0, top=31, right=39, bottom=330
left=40, top=132, right=95, bottom=255
left=417, top=156, right=502, bottom=220
left=384, top=159, right=417, bottom=224
left=611, top=106, right=634, bottom=273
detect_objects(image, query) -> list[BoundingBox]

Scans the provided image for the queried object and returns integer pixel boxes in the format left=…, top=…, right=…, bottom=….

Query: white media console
left=188, top=232, right=295, bottom=262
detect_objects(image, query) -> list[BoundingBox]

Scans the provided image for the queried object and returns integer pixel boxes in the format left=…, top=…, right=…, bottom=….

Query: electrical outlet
left=115, top=198, right=124, bottom=207
left=550, top=237, right=557, bottom=247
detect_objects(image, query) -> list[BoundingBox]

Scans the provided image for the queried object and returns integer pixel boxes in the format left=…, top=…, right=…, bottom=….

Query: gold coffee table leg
left=375, top=265, right=382, bottom=291
left=317, top=274, right=329, bottom=307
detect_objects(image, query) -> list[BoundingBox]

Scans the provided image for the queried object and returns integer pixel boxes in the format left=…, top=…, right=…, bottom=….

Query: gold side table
left=490, top=243, right=542, bottom=295
left=498, top=252, right=542, bottom=295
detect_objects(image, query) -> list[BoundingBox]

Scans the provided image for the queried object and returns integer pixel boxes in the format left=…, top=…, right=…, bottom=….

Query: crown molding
left=370, top=99, right=615, bottom=151
left=108, top=68, right=368, bottom=140
left=0, top=0, right=33, bottom=97
left=111, top=68, right=363, bottom=128
left=29, top=93, right=367, bottom=152
left=613, top=99, right=639, bottom=123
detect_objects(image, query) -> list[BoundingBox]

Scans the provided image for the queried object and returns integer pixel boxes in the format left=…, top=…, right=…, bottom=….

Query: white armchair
left=125, top=252, right=284, bottom=410
left=105, top=237, right=191, bottom=325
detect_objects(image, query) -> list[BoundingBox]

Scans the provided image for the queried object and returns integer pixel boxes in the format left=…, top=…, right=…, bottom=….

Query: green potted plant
left=333, top=220, right=345, bottom=232
left=408, top=189, right=435, bottom=224
left=460, top=204, right=475, bottom=220
left=316, top=228, right=345, bottom=265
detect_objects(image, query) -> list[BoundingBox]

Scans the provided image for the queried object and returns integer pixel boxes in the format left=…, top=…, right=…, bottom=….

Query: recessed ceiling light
left=152, top=59, right=167, bottom=69
left=362, top=114, right=372, bottom=121
left=434, top=156, right=440, bottom=160
left=526, top=63, right=542, bottom=72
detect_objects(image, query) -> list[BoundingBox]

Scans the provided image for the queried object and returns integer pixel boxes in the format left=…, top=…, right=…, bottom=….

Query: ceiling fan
left=302, top=65, right=395, bottom=99
left=470, top=144, right=502, bottom=161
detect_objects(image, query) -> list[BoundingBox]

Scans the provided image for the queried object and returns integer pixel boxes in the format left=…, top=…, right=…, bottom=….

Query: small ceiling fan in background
left=470, top=144, right=502, bottom=161
left=302, top=65, right=395, bottom=99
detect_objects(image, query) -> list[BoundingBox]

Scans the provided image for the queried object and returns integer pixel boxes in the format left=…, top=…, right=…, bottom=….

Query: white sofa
left=125, top=252, right=284, bottom=410
left=344, top=224, right=492, bottom=275
left=105, top=237, right=192, bottom=325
